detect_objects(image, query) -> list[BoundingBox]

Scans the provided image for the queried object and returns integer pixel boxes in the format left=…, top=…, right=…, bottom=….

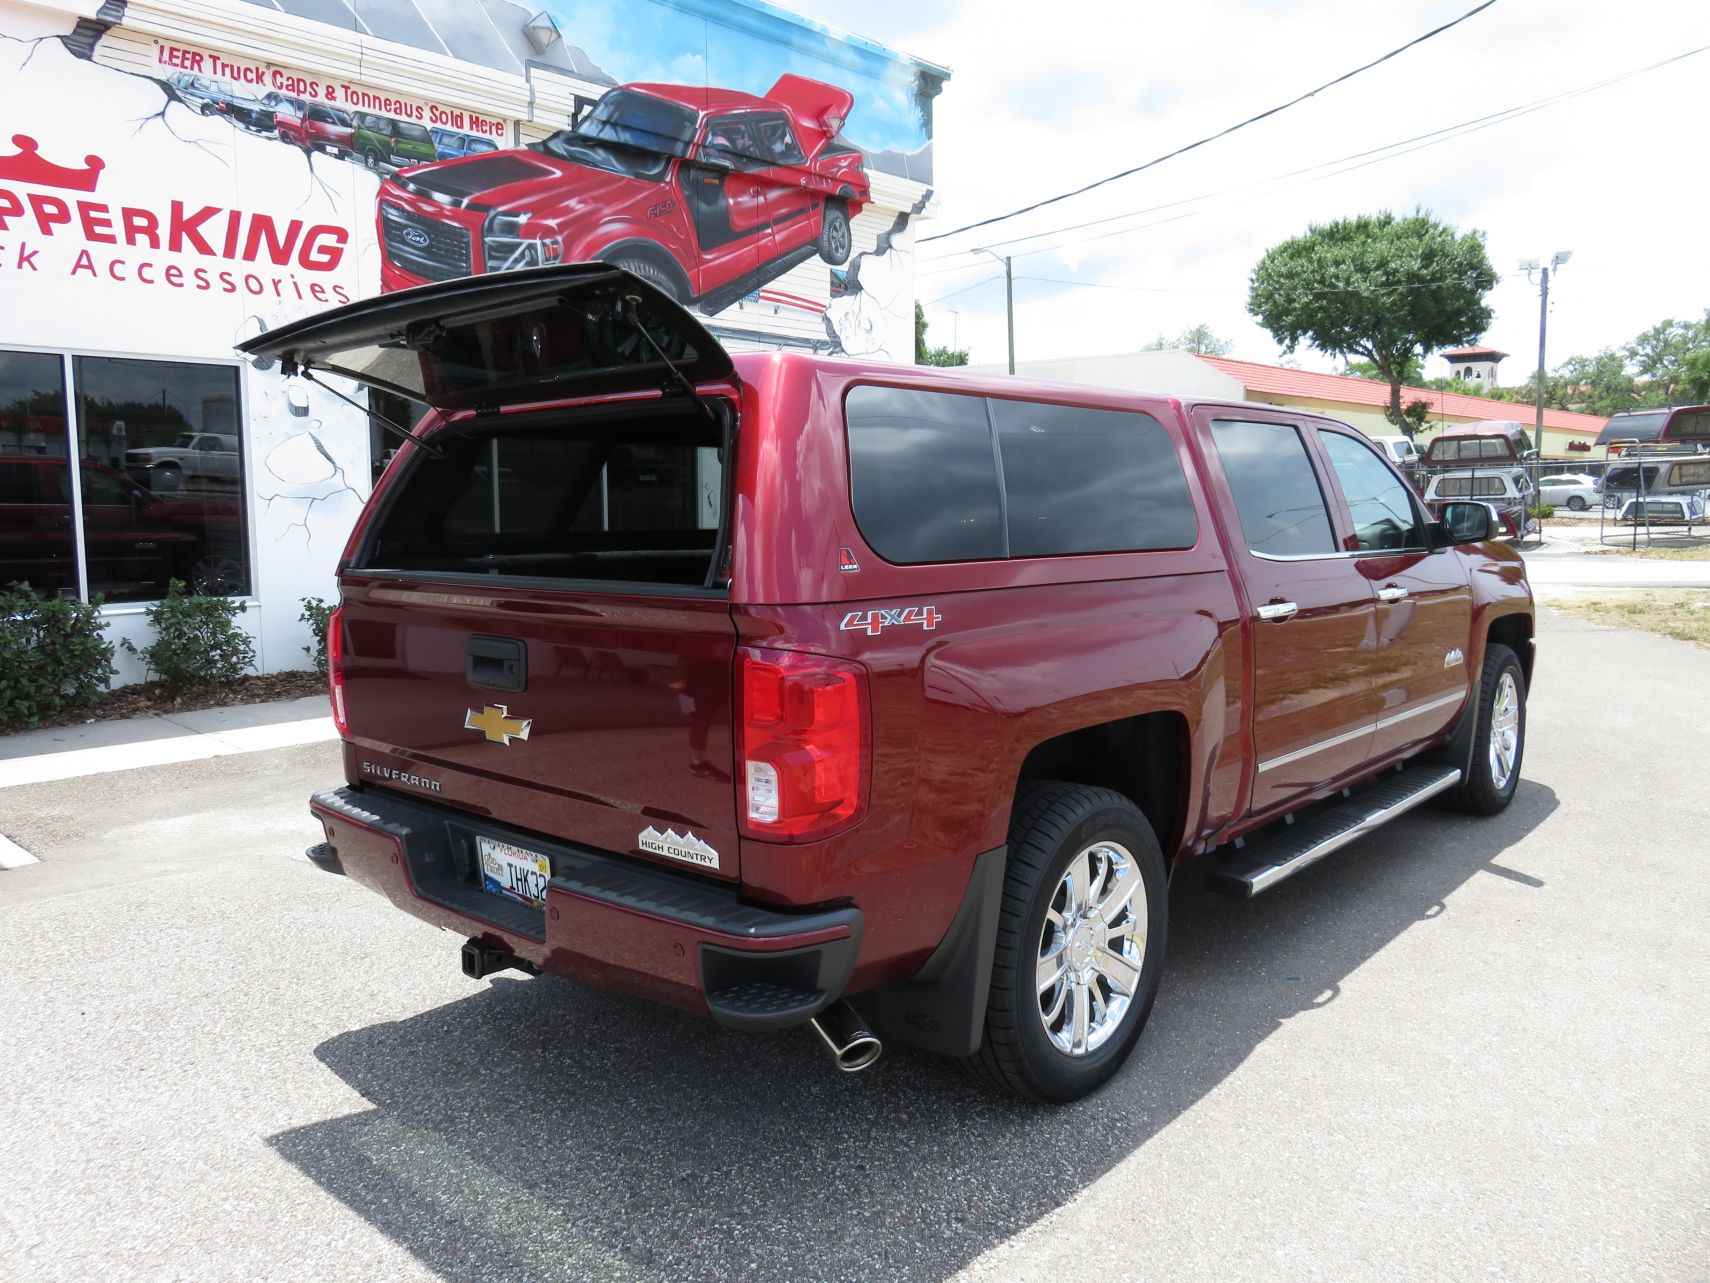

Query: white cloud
left=779, top=0, right=1710, bottom=382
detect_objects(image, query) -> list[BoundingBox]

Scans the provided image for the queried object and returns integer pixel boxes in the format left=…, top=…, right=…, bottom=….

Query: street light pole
left=976, top=248, right=1016, bottom=374
left=1533, top=263, right=1549, bottom=450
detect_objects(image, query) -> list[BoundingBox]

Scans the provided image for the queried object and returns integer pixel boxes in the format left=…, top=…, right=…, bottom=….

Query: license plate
left=478, top=836, right=551, bottom=910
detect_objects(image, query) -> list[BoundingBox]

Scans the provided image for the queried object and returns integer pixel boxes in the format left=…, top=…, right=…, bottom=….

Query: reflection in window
left=74, top=356, right=248, bottom=602
left=0, top=351, right=76, bottom=598
left=1319, top=431, right=1422, bottom=551
left=1211, top=420, right=1336, bottom=557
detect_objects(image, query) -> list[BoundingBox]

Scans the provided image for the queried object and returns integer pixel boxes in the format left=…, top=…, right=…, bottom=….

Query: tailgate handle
left=467, top=635, right=527, bottom=693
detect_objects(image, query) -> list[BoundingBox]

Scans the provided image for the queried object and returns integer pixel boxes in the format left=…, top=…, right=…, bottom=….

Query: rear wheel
left=1567, top=495, right=1588, bottom=512
left=817, top=201, right=852, bottom=264
left=962, top=781, right=1168, bottom=1102
left=1445, top=643, right=1525, bottom=815
left=606, top=253, right=683, bottom=304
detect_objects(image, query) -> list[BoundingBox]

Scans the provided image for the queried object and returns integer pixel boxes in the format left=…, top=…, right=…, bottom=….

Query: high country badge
left=638, top=826, right=720, bottom=869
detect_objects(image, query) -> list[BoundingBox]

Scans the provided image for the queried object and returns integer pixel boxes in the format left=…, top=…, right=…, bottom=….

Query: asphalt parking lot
left=2, top=606, right=1706, bottom=1283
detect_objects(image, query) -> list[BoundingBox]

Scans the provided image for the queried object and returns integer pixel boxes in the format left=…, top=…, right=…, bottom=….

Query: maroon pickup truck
left=244, top=265, right=1534, bottom=1102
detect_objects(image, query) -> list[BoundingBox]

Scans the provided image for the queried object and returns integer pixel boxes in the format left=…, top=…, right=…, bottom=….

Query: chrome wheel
left=1488, top=670, right=1521, bottom=789
left=1036, top=840, right=1147, bottom=1056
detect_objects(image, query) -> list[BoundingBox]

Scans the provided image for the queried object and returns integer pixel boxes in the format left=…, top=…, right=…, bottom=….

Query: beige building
left=967, top=351, right=1606, bottom=459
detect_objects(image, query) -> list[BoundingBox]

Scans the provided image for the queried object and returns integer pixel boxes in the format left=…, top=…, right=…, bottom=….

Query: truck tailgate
left=340, top=576, right=740, bottom=881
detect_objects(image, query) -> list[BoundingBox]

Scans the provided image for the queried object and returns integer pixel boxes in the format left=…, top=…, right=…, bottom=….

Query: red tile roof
left=1197, top=356, right=1606, bottom=435
left=1440, top=345, right=1509, bottom=358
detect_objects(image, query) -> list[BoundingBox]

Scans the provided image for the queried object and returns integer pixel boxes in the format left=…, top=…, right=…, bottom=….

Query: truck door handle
left=1256, top=601, right=1299, bottom=622
left=1377, top=585, right=1409, bottom=603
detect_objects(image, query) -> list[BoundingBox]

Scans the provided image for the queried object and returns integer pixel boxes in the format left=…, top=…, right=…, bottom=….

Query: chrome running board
left=1206, top=764, right=1463, bottom=898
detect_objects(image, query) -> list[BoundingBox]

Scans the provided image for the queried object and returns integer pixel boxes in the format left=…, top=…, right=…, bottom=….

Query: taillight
left=738, top=647, right=869, bottom=842
left=327, top=604, right=349, bottom=737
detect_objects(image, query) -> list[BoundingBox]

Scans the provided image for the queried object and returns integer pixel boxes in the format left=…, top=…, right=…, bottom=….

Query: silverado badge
left=465, top=704, right=533, bottom=746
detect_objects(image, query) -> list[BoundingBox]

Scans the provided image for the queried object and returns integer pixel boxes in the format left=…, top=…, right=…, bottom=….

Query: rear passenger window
left=845, top=386, right=1004, bottom=563
left=1211, top=420, right=1337, bottom=557
left=988, top=400, right=1196, bottom=556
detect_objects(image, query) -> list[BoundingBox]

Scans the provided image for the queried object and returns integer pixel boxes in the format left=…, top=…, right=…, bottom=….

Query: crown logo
left=0, top=135, right=106, bottom=193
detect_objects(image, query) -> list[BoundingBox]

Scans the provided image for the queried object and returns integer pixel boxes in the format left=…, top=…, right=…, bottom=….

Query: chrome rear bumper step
left=1206, top=764, right=1463, bottom=898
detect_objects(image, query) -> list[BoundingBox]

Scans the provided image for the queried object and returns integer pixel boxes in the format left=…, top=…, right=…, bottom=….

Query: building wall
left=0, top=0, right=944, bottom=683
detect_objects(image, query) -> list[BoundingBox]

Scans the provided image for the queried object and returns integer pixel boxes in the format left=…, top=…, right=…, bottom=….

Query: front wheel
left=1567, top=495, right=1588, bottom=512
left=1445, top=643, right=1526, bottom=815
left=961, top=782, right=1168, bottom=1102
left=817, top=201, right=852, bottom=265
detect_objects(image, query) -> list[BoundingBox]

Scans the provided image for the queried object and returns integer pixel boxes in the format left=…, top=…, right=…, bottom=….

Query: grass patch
left=1555, top=589, right=1710, bottom=649
left=1592, top=541, right=1710, bottom=561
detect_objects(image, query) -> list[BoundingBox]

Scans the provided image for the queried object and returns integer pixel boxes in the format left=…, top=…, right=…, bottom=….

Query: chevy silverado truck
left=243, top=264, right=1534, bottom=1102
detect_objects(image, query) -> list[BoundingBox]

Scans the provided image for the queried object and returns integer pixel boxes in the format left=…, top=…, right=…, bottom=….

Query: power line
left=918, top=0, right=1500, bottom=245
left=922, top=274, right=1004, bottom=307
left=916, top=43, right=1708, bottom=274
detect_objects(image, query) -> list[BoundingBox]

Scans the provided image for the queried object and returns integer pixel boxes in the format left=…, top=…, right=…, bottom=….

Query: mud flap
left=869, top=846, right=1006, bottom=1058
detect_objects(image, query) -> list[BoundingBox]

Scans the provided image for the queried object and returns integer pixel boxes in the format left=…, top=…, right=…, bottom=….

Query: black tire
left=961, top=781, right=1168, bottom=1103
left=1444, top=643, right=1526, bottom=815
left=1567, top=495, right=1588, bottom=512
left=607, top=253, right=683, bottom=304
left=817, top=201, right=852, bottom=265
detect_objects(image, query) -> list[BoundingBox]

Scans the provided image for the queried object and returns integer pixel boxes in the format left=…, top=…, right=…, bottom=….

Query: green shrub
left=1528, top=503, right=1555, bottom=520
left=300, top=596, right=333, bottom=677
left=121, top=579, right=255, bottom=695
left=0, top=585, right=116, bottom=728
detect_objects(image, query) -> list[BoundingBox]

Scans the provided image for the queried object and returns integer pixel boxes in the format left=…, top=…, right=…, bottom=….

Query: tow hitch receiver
left=460, top=938, right=540, bottom=980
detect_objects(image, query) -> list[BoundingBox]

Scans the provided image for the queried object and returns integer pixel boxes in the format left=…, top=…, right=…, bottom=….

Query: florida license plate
left=478, top=836, right=551, bottom=909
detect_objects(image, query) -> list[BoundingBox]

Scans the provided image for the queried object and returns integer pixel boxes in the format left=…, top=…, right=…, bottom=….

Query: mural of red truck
left=374, top=75, right=870, bottom=309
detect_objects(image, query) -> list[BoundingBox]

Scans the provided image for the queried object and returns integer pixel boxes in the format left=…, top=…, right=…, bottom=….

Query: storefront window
left=0, top=352, right=76, bottom=599
left=0, top=350, right=250, bottom=604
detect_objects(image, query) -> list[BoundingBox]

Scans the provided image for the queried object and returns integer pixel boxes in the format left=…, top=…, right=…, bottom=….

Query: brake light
left=738, top=647, right=869, bottom=842
left=327, top=605, right=349, bottom=737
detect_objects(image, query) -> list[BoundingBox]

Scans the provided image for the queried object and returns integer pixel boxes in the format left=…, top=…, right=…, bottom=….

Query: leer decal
left=839, top=605, right=940, bottom=636
left=464, top=704, right=533, bottom=746
left=638, top=826, right=720, bottom=869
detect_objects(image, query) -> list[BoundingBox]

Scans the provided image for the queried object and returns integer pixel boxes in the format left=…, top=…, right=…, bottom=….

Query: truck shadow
left=269, top=782, right=1558, bottom=1283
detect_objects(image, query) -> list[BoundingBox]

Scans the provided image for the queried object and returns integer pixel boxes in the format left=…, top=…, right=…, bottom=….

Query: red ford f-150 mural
left=373, top=75, right=870, bottom=308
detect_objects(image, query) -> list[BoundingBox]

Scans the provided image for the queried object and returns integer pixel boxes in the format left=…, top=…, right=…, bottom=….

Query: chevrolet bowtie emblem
left=464, top=704, right=533, bottom=746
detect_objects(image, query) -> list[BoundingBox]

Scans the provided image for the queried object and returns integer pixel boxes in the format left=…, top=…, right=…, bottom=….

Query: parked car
left=1372, top=434, right=1423, bottom=467
left=1535, top=472, right=1599, bottom=511
left=166, top=74, right=275, bottom=133
left=373, top=76, right=870, bottom=304
left=243, top=263, right=1535, bottom=1103
left=124, top=432, right=240, bottom=489
left=266, top=94, right=356, bottom=156
left=429, top=128, right=499, bottom=161
left=352, top=113, right=437, bottom=172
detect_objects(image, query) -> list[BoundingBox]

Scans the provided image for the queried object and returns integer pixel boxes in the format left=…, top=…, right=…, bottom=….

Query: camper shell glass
left=237, top=264, right=734, bottom=412
left=844, top=385, right=1198, bottom=564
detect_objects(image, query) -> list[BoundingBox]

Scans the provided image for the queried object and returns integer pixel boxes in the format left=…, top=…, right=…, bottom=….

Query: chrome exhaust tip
left=809, top=999, right=883, bottom=1073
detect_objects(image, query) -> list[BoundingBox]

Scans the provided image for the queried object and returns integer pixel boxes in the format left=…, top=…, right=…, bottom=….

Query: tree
left=1342, top=355, right=1423, bottom=385
left=1248, top=210, right=1497, bottom=436
left=1142, top=324, right=1233, bottom=356
left=914, top=301, right=969, bottom=367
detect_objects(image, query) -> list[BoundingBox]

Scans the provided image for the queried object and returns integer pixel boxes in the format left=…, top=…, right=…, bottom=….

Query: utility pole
left=976, top=248, right=1016, bottom=373
left=1520, top=251, right=1572, bottom=449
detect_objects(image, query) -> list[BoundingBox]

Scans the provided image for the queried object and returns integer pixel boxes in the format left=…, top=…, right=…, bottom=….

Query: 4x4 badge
left=464, top=704, right=533, bottom=746
left=840, top=605, right=940, bottom=636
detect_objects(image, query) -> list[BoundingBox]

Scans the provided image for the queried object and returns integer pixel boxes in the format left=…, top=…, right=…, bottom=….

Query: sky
left=772, top=0, right=1708, bottom=383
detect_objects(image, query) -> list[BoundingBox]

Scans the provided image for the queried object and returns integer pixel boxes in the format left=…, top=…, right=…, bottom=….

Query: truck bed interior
left=358, top=402, right=729, bottom=590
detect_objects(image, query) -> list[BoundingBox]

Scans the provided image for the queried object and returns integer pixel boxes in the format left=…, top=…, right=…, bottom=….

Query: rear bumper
left=308, top=786, right=861, bottom=1030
